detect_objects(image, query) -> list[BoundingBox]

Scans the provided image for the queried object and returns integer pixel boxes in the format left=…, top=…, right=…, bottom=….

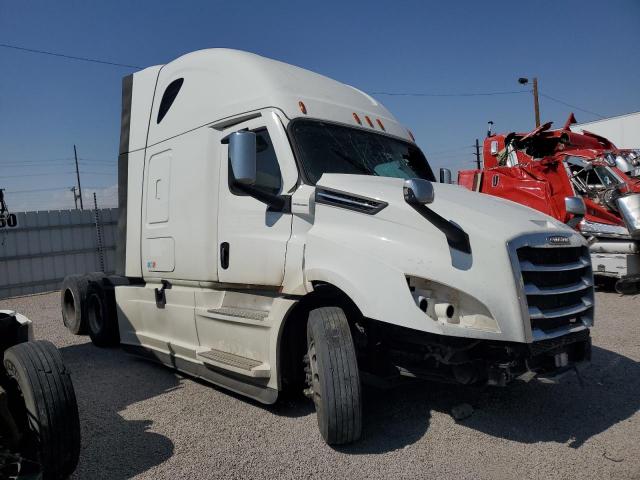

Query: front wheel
left=3, top=340, right=81, bottom=479
left=306, top=306, right=362, bottom=445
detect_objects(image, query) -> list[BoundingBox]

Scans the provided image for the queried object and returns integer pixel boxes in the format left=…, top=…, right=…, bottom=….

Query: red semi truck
left=458, top=115, right=640, bottom=293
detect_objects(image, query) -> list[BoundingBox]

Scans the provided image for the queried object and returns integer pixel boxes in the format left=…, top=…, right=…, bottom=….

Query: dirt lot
left=1, top=290, right=639, bottom=480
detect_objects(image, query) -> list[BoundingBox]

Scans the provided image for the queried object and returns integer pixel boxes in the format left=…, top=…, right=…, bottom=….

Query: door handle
left=220, top=242, right=230, bottom=269
left=155, top=279, right=172, bottom=309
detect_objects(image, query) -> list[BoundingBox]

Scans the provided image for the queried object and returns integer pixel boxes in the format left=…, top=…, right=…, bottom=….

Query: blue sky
left=1, top=0, right=639, bottom=211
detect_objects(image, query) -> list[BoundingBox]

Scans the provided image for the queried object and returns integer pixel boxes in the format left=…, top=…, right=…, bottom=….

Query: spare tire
left=3, top=340, right=81, bottom=480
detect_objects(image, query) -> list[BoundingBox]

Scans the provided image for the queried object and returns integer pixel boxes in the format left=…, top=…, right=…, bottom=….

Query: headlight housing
left=406, top=276, right=500, bottom=333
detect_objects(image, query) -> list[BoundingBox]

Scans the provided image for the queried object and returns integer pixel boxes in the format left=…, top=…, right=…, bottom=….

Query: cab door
left=216, top=112, right=297, bottom=286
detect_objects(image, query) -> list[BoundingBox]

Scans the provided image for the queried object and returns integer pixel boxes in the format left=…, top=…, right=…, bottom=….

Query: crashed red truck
left=458, top=115, right=640, bottom=294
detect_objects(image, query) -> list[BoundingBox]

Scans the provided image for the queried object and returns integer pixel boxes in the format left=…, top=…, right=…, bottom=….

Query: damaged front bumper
left=366, top=320, right=592, bottom=388
left=486, top=329, right=591, bottom=386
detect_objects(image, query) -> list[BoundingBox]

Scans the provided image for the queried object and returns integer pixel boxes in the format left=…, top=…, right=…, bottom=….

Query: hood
left=305, top=174, right=586, bottom=343
left=316, top=174, right=573, bottom=244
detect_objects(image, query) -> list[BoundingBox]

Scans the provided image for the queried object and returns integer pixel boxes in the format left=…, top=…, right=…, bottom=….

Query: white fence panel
left=0, top=208, right=118, bottom=299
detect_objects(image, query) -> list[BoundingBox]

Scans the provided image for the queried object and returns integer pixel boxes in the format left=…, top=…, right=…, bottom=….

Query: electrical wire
left=424, top=145, right=475, bottom=155
left=370, top=90, right=529, bottom=97
left=0, top=43, right=616, bottom=120
left=539, top=92, right=605, bottom=119
left=5, top=185, right=114, bottom=194
left=2, top=171, right=115, bottom=179
left=2, top=172, right=77, bottom=178
left=0, top=43, right=142, bottom=69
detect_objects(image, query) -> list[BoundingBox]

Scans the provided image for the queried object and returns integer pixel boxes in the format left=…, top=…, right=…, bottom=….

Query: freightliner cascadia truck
left=61, top=49, right=594, bottom=445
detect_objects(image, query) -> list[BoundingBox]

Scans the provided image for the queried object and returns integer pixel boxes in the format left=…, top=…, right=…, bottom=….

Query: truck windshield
left=291, top=119, right=435, bottom=184
left=565, top=156, right=623, bottom=190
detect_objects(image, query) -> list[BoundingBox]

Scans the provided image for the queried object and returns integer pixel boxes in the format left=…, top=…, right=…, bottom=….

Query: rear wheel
left=3, top=340, right=81, bottom=479
left=60, top=272, right=105, bottom=335
left=306, top=306, right=362, bottom=445
left=87, top=288, right=119, bottom=348
left=60, top=275, right=89, bottom=335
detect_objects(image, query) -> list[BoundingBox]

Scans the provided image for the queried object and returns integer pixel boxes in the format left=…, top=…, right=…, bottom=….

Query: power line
left=0, top=163, right=115, bottom=169
left=2, top=172, right=77, bottom=178
left=6, top=185, right=115, bottom=194
left=0, top=43, right=142, bottom=69
left=370, top=90, right=530, bottom=97
left=425, top=145, right=475, bottom=155
left=539, top=92, right=605, bottom=119
left=1, top=171, right=115, bottom=179
left=4, top=187, right=73, bottom=194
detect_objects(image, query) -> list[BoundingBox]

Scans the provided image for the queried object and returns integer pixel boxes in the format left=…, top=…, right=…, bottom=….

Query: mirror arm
left=407, top=201, right=471, bottom=254
left=235, top=183, right=291, bottom=213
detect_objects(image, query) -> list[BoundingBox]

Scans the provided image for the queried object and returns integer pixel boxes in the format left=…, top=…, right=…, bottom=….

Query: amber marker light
left=408, top=130, right=415, bottom=141
left=353, top=112, right=362, bottom=125
left=376, top=119, right=385, bottom=131
left=365, top=116, right=374, bottom=128
left=298, top=101, right=307, bottom=114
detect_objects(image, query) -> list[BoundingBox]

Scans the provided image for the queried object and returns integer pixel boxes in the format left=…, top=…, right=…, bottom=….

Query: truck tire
left=86, top=286, right=119, bottom=348
left=3, top=340, right=81, bottom=480
left=60, top=273, right=106, bottom=335
left=60, top=275, right=89, bottom=335
left=306, top=306, right=362, bottom=445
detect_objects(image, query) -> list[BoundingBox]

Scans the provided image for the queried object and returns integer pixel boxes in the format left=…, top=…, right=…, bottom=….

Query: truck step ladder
left=198, top=348, right=271, bottom=378
left=207, top=307, right=269, bottom=321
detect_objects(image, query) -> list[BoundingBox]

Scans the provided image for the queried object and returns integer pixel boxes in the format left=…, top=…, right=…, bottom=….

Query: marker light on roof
left=365, top=116, right=374, bottom=128
left=298, top=101, right=307, bottom=114
left=408, top=130, right=415, bottom=142
left=353, top=113, right=362, bottom=125
left=376, top=119, right=385, bottom=131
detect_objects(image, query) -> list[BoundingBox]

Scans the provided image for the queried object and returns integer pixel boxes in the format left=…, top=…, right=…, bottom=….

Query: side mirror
left=565, top=196, right=586, bottom=228
left=617, top=194, right=640, bottom=239
left=615, top=155, right=633, bottom=173
left=439, top=168, right=452, bottom=184
left=228, top=131, right=257, bottom=185
left=404, top=179, right=435, bottom=205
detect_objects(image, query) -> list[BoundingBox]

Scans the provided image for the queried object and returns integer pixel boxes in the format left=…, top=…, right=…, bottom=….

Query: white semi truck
left=62, top=49, right=594, bottom=445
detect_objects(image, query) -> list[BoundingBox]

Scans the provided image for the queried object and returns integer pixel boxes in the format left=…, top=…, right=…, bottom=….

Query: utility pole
left=518, top=77, right=541, bottom=128
left=474, top=139, right=481, bottom=169
left=70, top=186, right=79, bottom=209
left=532, top=77, right=540, bottom=128
left=73, top=145, right=84, bottom=210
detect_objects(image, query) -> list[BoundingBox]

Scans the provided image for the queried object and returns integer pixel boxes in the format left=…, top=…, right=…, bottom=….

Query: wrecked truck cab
left=460, top=115, right=640, bottom=294
left=62, top=49, right=593, bottom=445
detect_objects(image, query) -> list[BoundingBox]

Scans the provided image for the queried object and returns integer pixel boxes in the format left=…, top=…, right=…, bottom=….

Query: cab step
left=207, top=307, right=269, bottom=321
left=198, top=348, right=270, bottom=378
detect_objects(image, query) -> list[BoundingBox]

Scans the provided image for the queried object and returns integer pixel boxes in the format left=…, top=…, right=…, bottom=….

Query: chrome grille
left=515, top=243, right=594, bottom=334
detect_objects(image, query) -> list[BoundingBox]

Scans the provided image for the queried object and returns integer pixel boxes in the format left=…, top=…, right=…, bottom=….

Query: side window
left=157, top=78, right=184, bottom=124
left=229, top=128, right=282, bottom=195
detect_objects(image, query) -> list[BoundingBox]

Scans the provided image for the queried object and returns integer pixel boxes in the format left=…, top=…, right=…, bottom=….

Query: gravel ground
left=1, top=290, right=639, bottom=480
